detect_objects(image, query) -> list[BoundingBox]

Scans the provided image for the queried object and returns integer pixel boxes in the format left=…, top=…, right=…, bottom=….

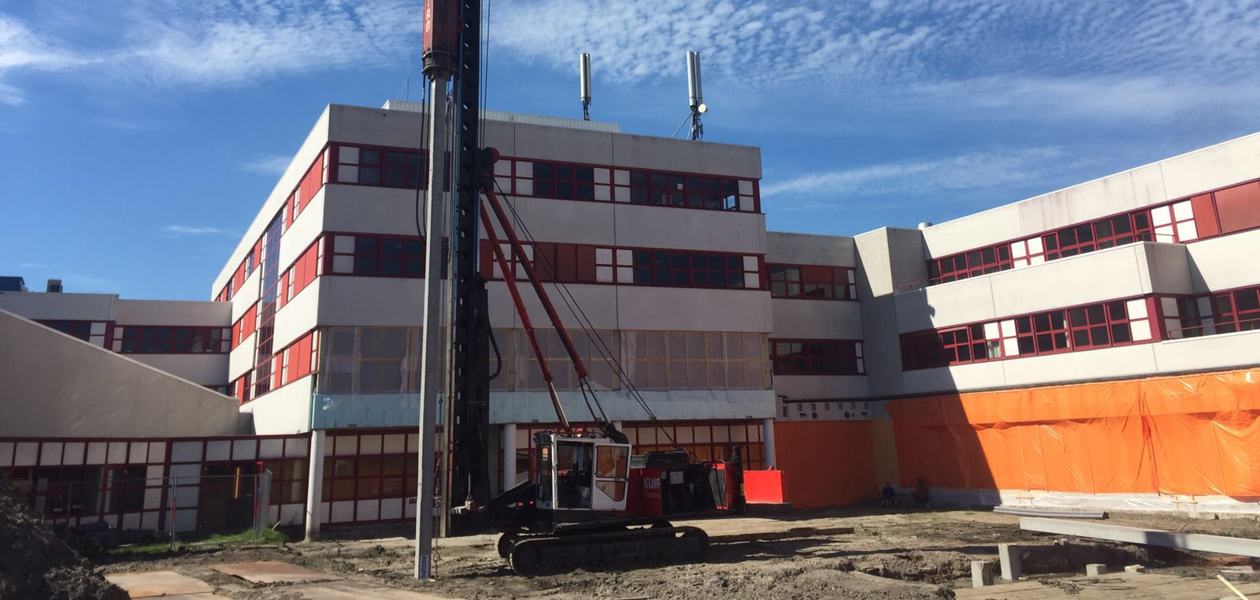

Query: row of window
left=767, top=264, right=857, bottom=301
left=928, top=178, right=1260, bottom=285
left=311, top=327, right=774, bottom=396
left=216, top=150, right=329, bottom=303
left=231, top=330, right=317, bottom=404
left=770, top=339, right=864, bottom=375
left=900, top=297, right=1156, bottom=370
left=482, top=241, right=763, bottom=290
left=334, top=145, right=425, bottom=190
left=1162, top=284, right=1260, bottom=338
left=511, top=421, right=768, bottom=478
left=491, top=156, right=760, bottom=213
left=40, top=320, right=233, bottom=355
left=215, top=142, right=767, bottom=302
left=37, top=320, right=112, bottom=347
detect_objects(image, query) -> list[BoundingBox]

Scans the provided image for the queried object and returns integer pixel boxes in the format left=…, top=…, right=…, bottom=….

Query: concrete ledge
left=1020, top=517, right=1260, bottom=558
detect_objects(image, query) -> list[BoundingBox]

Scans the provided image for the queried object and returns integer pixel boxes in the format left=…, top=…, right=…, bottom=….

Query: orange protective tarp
left=888, top=368, right=1260, bottom=499
left=774, top=421, right=876, bottom=508
left=744, top=469, right=784, bottom=504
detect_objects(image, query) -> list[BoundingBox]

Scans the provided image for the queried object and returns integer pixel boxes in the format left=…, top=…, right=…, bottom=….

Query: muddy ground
left=97, top=508, right=1260, bottom=600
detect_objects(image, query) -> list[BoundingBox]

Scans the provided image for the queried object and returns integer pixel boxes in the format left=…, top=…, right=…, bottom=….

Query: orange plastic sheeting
left=744, top=470, right=784, bottom=504
left=888, top=368, right=1260, bottom=499
left=774, top=421, right=876, bottom=508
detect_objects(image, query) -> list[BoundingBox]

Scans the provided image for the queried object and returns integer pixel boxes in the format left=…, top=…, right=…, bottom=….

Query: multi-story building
left=1, top=102, right=1256, bottom=534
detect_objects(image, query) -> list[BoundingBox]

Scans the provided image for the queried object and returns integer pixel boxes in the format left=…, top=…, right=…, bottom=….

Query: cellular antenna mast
left=579, top=52, right=592, bottom=121
left=686, top=50, right=706, bottom=141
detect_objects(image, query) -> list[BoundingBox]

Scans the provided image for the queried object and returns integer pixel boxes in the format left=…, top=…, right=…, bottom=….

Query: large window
left=37, top=320, right=110, bottom=346
left=481, top=241, right=763, bottom=290
left=334, top=145, right=424, bottom=189
left=770, top=339, right=863, bottom=375
left=767, top=264, right=856, bottom=300
left=318, top=327, right=419, bottom=395
left=1164, top=284, right=1260, bottom=338
left=500, top=157, right=758, bottom=213
left=116, top=326, right=230, bottom=354
left=900, top=297, right=1154, bottom=370
left=326, top=234, right=426, bottom=278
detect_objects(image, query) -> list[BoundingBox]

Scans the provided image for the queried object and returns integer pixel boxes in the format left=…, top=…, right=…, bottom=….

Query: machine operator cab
left=534, top=431, right=630, bottom=513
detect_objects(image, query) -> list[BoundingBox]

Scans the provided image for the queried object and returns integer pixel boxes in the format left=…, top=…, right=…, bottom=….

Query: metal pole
left=415, top=73, right=450, bottom=581
left=168, top=476, right=178, bottom=550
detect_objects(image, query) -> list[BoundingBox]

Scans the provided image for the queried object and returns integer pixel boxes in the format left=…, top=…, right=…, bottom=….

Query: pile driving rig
left=416, top=0, right=747, bottom=576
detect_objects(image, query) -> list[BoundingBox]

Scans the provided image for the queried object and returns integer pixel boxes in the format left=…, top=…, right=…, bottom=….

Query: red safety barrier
left=743, top=469, right=784, bottom=504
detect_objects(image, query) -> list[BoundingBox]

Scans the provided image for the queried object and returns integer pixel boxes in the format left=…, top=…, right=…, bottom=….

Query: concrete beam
left=1019, top=517, right=1260, bottom=558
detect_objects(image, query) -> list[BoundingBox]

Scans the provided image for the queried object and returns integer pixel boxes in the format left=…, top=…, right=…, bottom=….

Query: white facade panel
left=129, top=354, right=229, bottom=386
left=273, top=279, right=321, bottom=352
left=1158, top=132, right=1260, bottom=200
left=231, top=268, right=261, bottom=322
left=0, top=292, right=115, bottom=322
left=771, top=300, right=863, bottom=339
left=773, top=375, right=869, bottom=401
left=244, top=377, right=314, bottom=434
left=766, top=232, right=856, bottom=267
left=1184, top=228, right=1260, bottom=293
left=613, top=204, right=766, bottom=254
left=115, top=300, right=230, bottom=327
left=615, top=287, right=772, bottom=333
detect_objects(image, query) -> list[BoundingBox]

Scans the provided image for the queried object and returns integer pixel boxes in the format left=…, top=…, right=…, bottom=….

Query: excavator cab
left=536, top=432, right=630, bottom=513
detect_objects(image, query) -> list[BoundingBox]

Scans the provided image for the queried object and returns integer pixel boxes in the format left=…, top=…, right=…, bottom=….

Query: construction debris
left=0, top=474, right=127, bottom=600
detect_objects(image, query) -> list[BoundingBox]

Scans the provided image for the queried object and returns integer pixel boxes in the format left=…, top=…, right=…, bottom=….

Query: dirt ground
left=96, top=508, right=1260, bottom=600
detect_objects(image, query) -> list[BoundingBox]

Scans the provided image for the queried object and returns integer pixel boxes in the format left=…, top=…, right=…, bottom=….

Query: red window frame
left=322, top=233, right=426, bottom=278
left=900, top=296, right=1156, bottom=370
left=926, top=177, right=1260, bottom=287
left=117, top=325, right=231, bottom=354
left=502, top=155, right=759, bottom=213
left=330, top=144, right=426, bottom=190
left=232, top=304, right=258, bottom=349
left=770, top=339, right=863, bottom=375
left=767, top=263, right=856, bottom=300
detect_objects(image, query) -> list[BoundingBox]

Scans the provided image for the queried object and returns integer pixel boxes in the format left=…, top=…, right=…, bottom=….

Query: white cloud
left=240, top=154, right=291, bottom=176
left=162, top=225, right=232, bottom=236
left=114, top=0, right=419, bottom=86
left=763, top=147, right=1087, bottom=207
left=0, top=15, right=88, bottom=105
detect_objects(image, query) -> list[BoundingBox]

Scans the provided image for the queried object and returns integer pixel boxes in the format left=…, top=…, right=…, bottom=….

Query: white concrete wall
left=772, top=301, right=863, bottom=339
left=0, top=291, right=115, bottom=321
left=242, top=376, right=314, bottom=434
left=1184, top=227, right=1260, bottom=292
left=129, top=354, right=229, bottom=386
left=212, top=106, right=331, bottom=296
left=0, top=309, right=241, bottom=438
left=921, top=131, right=1260, bottom=258
left=895, top=242, right=1191, bottom=333
left=901, top=328, right=1260, bottom=395
left=766, top=231, right=856, bottom=267
left=115, top=299, right=230, bottom=326
left=773, top=375, right=869, bottom=400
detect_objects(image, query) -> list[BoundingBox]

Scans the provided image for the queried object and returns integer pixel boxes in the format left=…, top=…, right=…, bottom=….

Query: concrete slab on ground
left=210, top=560, right=343, bottom=584
left=289, top=580, right=454, bottom=599
left=954, top=572, right=1260, bottom=599
left=104, top=570, right=213, bottom=598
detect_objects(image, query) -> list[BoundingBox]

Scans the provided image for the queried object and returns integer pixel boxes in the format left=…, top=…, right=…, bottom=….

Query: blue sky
left=1, top=0, right=1257, bottom=300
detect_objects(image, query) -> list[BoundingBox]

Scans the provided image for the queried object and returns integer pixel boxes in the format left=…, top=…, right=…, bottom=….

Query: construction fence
left=772, top=366, right=1260, bottom=512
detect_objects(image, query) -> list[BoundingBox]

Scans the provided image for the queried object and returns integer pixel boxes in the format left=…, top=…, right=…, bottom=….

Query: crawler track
left=505, top=525, right=709, bottom=576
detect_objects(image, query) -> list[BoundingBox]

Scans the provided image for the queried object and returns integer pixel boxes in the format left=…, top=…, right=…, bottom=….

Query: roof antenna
left=579, top=52, right=592, bottom=121
left=686, top=50, right=706, bottom=140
